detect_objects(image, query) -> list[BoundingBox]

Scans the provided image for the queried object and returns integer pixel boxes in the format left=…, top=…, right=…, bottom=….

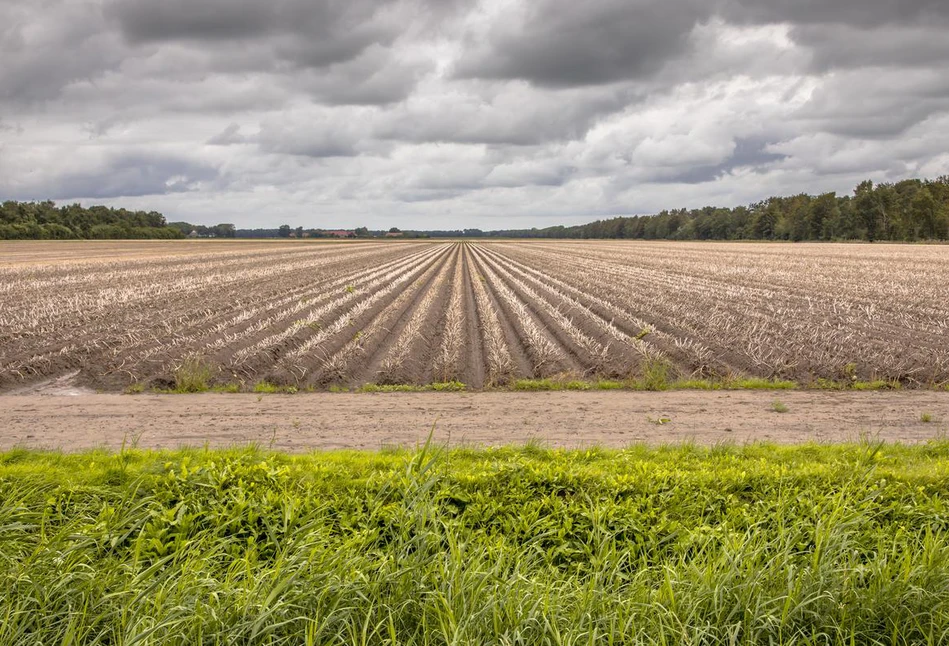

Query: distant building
left=385, top=231, right=403, bottom=238
left=325, top=230, right=354, bottom=238
left=187, top=230, right=199, bottom=239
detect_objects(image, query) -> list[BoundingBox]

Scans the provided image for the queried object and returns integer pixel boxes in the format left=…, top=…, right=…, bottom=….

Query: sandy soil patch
left=1, top=390, right=946, bottom=452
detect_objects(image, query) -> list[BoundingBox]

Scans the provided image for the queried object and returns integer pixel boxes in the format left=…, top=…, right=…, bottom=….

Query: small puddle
left=5, top=371, right=98, bottom=396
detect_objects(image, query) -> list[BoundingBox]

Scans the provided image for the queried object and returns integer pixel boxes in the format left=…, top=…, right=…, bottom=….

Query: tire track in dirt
left=458, top=243, right=487, bottom=388
left=474, top=244, right=657, bottom=377
left=486, top=243, right=739, bottom=379
left=289, top=244, right=456, bottom=387
left=4, top=246, right=356, bottom=339
left=94, top=245, right=410, bottom=357
left=85, top=244, right=446, bottom=390
left=472, top=244, right=630, bottom=378
left=77, top=245, right=422, bottom=389
left=419, top=244, right=466, bottom=385
left=349, top=244, right=461, bottom=385
left=1, top=244, right=418, bottom=391
left=466, top=246, right=539, bottom=379
left=426, top=245, right=468, bottom=385
left=468, top=245, right=585, bottom=378
left=167, top=246, right=444, bottom=382
left=466, top=244, right=517, bottom=385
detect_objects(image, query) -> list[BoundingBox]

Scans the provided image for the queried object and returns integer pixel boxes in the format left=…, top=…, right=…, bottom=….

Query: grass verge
left=509, top=376, right=798, bottom=392
left=132, top=376, right=923, bottom=394
left=2, top=442, right=949, bottom=643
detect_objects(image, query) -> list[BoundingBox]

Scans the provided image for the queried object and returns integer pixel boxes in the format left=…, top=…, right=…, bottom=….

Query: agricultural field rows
left=1, top=240, right=947, bottom=392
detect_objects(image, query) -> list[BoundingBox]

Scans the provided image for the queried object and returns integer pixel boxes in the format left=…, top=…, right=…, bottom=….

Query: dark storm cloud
left=106, top=0, right=412, bottom=71
left=796, top=69, right=949, bottom=138
left=374, top=85, right=638, bottom=146
left=1, top=0, right=436, bottom=108
left=656, top=138, right=789, bottom=184
left=207, top=123, right=246, bottom=146
left=105, top=0, right=278, bottom=42
left=295, top=45, right=432, bottom=106
left=37, top=154, right=218, bottom=201
left=455, top=0, right=949, bottom=89
left=255, top=118, right=364, bottom=158
left=455, top=0, right=709, bottom=87
left=722, top=0, right=949, bottom=28
left=0, top=1, right=125, bottom=102
left=792, top=24, right=949, bottom=71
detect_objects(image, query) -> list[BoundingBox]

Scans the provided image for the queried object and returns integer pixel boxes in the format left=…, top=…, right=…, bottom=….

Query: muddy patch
left=7, top=371, right=98, bottom=396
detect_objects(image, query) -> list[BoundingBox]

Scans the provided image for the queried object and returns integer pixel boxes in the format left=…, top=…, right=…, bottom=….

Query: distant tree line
left=481, top=178, right=949, bottom=241
left=167, top=222, right=236, bottom=238
left=0, top=201, right=186, bottom=240
left=7, top=177, right=947, bottom=242
left=419, top=229, right=486, bottom=238
left=247, top=225, right=429, bottom=239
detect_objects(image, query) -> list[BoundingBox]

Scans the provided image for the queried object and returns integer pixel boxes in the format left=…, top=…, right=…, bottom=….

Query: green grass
left=511, top=376, right=797, bottom=392
left=171, top=355, right=213, bottom=393
left=430, top=380, right=467, bottom=392
left=211, top=382, right=243, bottom=393
left=3, top=442, right=949, bottom=644
left=253, top=381, right=299, bottom=394
left=852, top=379, right=902, bottom=390
left=358, top=383, right=421, bottom=393
left=639, top=357, right=671, bottom=390
left=134, top=374, right=932, bottom=395
left=674, top=377, right=798, bottom=390
left=358, top=381, right=467, bottom=393
left=771, top=399, right=790, bottom=413
left=510, top=378, right=624, bottom=391
left=730, top=377, right=798, bottom=389
left=813, top=378, right=902, bottom=390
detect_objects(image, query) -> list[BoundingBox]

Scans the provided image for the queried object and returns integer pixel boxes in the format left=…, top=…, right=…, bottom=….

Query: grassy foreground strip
left=2, top=443, right=949, bottom=644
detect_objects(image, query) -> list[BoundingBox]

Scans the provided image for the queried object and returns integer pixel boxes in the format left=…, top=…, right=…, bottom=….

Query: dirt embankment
left=1, top=390, right=946, bottom=452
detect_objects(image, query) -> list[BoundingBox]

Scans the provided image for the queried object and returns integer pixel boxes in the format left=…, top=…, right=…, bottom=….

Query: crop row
left=2, top=240, right=947, bottom=391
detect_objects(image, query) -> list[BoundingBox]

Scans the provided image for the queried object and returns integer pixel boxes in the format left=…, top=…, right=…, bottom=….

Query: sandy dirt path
left=1, top=391, right=947, bottom=452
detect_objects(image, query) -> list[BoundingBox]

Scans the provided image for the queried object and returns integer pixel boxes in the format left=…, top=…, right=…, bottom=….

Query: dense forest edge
left=3, top=176, right=949, bottom=241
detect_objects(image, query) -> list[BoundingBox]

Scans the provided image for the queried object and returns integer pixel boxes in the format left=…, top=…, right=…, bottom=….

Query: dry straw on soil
left=1, top=239, right=947, bottom=392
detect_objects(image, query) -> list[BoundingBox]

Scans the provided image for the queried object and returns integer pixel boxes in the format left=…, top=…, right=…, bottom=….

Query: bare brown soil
left=3, top=240, right=949, bottom=394
left=1, top=391, right=946, bottom=452
left=0, top=238, right=365, bottom=266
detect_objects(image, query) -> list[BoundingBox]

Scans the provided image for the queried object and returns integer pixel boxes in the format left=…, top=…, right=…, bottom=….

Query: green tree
left=853, top=181, right=879, bottom=241
left=911, top=188, right=943, bottom=239
left=809, top=193, right=838, bottom=240
left=213, top=223, right=236, bottom=238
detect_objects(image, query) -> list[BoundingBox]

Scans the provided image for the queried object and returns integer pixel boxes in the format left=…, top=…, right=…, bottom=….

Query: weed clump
left=173, top=356, right=213, bottom=393
left=638, top=357, right=672, bottom=391
left=431, top=381, right=466, bottom=392
left=771, top=400, right=790, bottom=413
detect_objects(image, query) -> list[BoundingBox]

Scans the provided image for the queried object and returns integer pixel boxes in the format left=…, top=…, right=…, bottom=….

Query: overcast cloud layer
left=2, top=0, right=949, bottom=229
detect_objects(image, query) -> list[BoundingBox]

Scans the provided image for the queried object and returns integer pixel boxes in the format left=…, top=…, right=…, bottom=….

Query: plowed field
left=2, top=240, right=947, bottom=392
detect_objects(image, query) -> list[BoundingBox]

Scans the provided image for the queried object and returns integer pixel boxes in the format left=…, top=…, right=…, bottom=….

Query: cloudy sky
left=2, top=0, right=949, bottom=229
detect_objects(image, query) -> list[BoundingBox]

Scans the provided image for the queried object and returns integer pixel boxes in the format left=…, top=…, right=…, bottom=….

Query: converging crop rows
left=1, top=240, right=947, bottom=392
